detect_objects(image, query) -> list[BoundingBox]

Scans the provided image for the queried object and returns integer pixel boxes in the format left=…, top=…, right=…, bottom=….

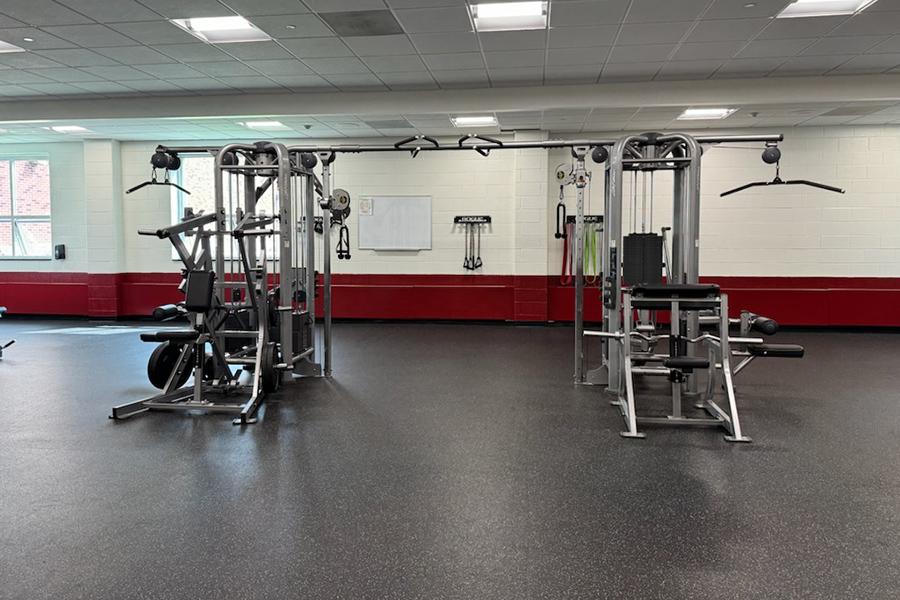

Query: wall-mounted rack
left=567, top=215, right=604, bottom=225
left=454, top=215, right=492, bottom=224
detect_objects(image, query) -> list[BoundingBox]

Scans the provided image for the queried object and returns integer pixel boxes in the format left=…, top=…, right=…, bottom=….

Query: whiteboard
left=357, top=195, right=432, bottom=251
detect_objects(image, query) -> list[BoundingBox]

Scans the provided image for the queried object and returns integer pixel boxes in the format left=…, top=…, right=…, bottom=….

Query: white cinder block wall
left=3, top=125, right=900, bottom=279
left=548, top=125, right=900, bottom=278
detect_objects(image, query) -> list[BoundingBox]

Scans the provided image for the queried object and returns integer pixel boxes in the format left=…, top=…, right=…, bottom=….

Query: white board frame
left=357, top=195, right=432, bottom=251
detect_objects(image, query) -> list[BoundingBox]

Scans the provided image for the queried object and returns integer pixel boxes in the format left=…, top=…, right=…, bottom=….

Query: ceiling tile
left=544, top=65, right=601, bottom=83
left=548, top=26, right=618, bottom=49
left=0, top=70, right=53, bottom=84
left=217, top=75, right=282, bottom=91
left=154, top=43, right=232, bottom=62
left=0, top=53, right=64, bottom=69
left=617, top=21, right=693, bottom=45
left=250, top=14, right=334, bottom=38
left=600, top=62, right=662, bottom=81
left=30, top=67, right=105, bottom=82
left=687, top=19, right=769, bottom=42
left=54, top=0, right=160, bottom=22
left=267, top=74, right=332, bottom=89
left=22, top=82, right=87, bottom=94
left=41, top=24, right=138, bottom=47
left=607, top=44, right=675, bottom=63
left=174, top=77, right=238, bottom=91
left=225, top=0, right=311, bottom=16
left=803, top=35, right=890, bottom=56
left=547, top=47, right=610, bottom=66
left=479, top=30, right=547, bottom=52
left=0, top=0, right=93, bottom=26
left=671, top=41, right=744, bottom=61
left=93, top=46, right=176, bottom=65
left=833, top=10, right=900, bottom=36
left=704, top=0, right=787, bottom=19
left=221, top=42, right=293, bottom=60
left=655, top=60, right=724, bottom=80
left=484, top=50, right=544, bottom=69
left=551, top=1, right=629, bottom=26
left=378, top=72, right=438, bottom=89
left=422, top=52, right=484, bottom=70
left=410, top=32, right=479, bottom=53
left=772, top=55, right=853, bottom=76
left=713, top=57, right=783, bottom=77
left=108, top=21, right=201, bottom=45
left=832, top=53, right=900, bottom=73
left=868, top=35, right=900, bottom=54
left=305, top=56, right=371, bottom=74
left=0, top=14, right=27, bottom=28
left=33, top=49, right=119, bottom=67
left=322, top=72, right=386, bottom=89
left=737, top=38, right=815, bottom=58
left=82, top=65, right=155, bottom=81
left=364, top=54, right=427, bottom=72
left=343, top=34, right=415, bottom=56
left=0, top=27, right=76, bottom=50
left=70, top=81, right=136, bottom=94
left=135, top=0, right=232, bottom=19
left=394, top=7, right=471, bottom=33
left=280, top=38, right=353, bottom=57
left=306, top=0, right=388, bottom=11
left=488, top=66, right=543, bottom=85
left=386, top=0, right=463, bottom=7
left=625, top=0, right=709, bottom=23
left=135, top=63, right=206, bottom=79
left=188, top=61, right=261, bottom=77
left=755, top=15, right=846, bottom=40
left=244, top=59, right=314, bottom=75
left=122, top=80, right=192, bottom=93
left=431, top=68, right=489, bottom=87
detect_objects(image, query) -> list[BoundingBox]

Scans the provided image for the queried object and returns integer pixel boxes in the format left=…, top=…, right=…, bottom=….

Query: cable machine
left=112, top=142, right=347, bottom=424
left=581, top=132, right=842, bottom=441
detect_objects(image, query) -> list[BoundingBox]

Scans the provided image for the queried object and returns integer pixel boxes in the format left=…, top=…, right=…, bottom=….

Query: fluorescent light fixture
left=677, top=108, right=737, bottom=120
left=777, top=0, right=879, bottom=18
left=0, top=40, right=25, bottom=53
left=451, top=115, right=498, bottom=127
left=240, top=120, right=289, bottom=130
left=170, top=16, right=271, bottom=43
left=46, top=125, right=89, bottom=133
left=470, top=1, right=547, bottom=32
left=0, top=119, right=51, bottom=124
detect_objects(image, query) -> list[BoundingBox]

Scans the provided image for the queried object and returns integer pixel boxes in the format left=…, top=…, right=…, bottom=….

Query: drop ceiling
left=0, top=0, right=899, bottom=99
left=3, top=100, right=900, bottom=143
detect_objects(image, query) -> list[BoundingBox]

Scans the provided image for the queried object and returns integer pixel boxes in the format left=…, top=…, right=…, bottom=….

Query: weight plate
left=147, top=341, right=192, bottom=390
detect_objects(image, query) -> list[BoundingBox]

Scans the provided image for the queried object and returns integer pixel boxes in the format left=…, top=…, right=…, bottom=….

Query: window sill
left=0, top=256, right=53, bottom=261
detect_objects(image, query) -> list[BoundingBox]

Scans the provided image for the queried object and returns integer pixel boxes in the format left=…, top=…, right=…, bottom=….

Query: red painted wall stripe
left=1, top=271, right=899, bottom=326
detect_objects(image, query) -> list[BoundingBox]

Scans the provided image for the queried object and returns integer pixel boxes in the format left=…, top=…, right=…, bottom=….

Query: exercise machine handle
left=555, top=202, right=567, bottom=239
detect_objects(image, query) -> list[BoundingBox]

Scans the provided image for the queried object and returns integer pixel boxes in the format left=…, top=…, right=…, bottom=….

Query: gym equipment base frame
left=588, top=286, right=756, bottom=442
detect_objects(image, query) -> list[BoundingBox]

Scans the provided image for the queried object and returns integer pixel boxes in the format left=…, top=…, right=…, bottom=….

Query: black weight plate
left=147, top=341, right=192, bottom=390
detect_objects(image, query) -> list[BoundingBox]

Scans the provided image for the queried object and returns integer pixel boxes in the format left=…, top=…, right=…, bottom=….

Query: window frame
left=0, top=156, right=52, bottom=261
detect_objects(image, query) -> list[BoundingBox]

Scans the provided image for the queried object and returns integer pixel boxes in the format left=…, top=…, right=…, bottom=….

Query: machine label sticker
left=359, top=197, right=373, bottom=216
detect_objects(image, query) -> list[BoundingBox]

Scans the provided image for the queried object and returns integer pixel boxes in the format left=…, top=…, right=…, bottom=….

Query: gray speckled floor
left=1, top=320, right=899, bottom=600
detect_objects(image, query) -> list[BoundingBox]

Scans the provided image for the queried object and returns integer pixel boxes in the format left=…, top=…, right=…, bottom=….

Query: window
left=170, top=155, right=279, bottom=260
left=0, top=158, right=52, bottom=258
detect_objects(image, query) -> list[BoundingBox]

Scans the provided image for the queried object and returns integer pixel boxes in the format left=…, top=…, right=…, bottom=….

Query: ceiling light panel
left=451, top=115, right=498, bottom=127
left=471, top=2, right=548, bottom=32
left=240, top=120, right=290, bottom=130
left=777, top=0, right=879, bottom=18
left=677, top=108, right=738, bottom=120
left=47, top=125, right=89, bottom=132
left=0, top=40, right=26, bottom=53
left=170, top=16, right=271, bottom=43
